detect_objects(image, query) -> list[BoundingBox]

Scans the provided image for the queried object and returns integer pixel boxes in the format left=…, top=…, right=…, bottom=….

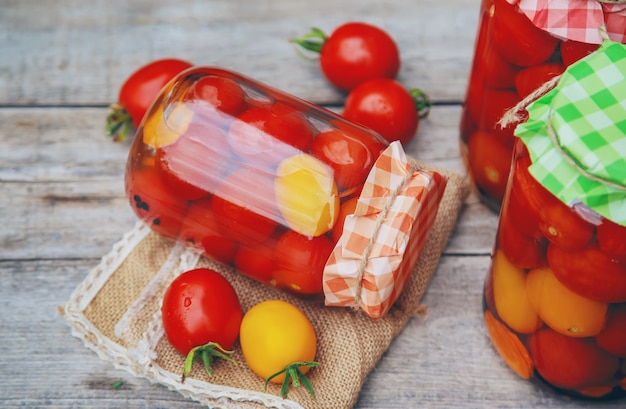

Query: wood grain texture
left=1, top=1, right=624, bottom=408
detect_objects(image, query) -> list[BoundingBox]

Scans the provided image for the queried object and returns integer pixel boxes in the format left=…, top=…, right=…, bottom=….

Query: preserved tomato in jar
left=125, top=66, right=388, bottom=297
left=460, top=0, right=626, bottom=211
left=483, top=41, right=626, bottom=400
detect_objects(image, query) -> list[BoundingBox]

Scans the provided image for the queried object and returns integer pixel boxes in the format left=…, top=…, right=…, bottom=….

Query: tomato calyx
left=290, top=27, right=328, bottom=56
left=181, top=341, right=237, bottom=382
left=105, top=102, right=134, bottom=142
left=264, top=361, right=319, bottom=398
left=409, top=88, right=431, bottom=119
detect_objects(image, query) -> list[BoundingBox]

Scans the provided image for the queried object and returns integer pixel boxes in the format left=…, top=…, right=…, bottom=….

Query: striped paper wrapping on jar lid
left=322, top=141, right=447, bottom=319
left=506, top=0, right=626, bottom=44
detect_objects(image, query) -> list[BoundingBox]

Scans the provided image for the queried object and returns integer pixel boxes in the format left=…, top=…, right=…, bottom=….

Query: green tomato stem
left=105, top=103, right=134, bottom=142
left=409, top=88, right=432, bottom=119
left=181, top=341, right=237, bottom=382
left=289, top=27, right=328, bottom=55
left=264, top=361, right=319, bottom=398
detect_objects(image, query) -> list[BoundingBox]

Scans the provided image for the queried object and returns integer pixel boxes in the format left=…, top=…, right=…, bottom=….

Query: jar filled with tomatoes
left=483, top=41, right=626, bottom=400
left=460, top=0, right=626, bottom=211
left=125, top=66, right=389, bottom=298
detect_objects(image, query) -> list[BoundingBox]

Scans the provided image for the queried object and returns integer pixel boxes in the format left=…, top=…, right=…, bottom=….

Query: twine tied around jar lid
left=501, top=39, right=626, bottom=225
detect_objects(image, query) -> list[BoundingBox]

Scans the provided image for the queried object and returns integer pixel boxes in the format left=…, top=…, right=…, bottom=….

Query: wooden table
left=0, top=1, right=622, bottom=408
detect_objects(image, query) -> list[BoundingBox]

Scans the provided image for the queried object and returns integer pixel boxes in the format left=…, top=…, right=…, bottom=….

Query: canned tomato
left=125, top=66, right=388, bottom=297
left=460, top=0, right=626, bottom=211
left=483, top=41, right=626, bottom=400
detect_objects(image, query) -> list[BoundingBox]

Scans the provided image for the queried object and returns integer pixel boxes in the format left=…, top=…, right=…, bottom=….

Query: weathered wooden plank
left=0, top=104, right=499, bottom=260
left=0, top=0, right=479, bottom=106
left=2, top=257, right=621, bottom=409
left=0, top=178, right=497, bottom=261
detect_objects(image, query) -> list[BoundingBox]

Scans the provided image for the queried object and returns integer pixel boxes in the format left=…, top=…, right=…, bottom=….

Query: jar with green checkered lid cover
left=482, top=40, right=626, bottom=400
left=460, top=0, right=626, bottom=211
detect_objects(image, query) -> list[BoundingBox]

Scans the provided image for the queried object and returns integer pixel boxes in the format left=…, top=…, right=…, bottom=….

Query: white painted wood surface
left=0, top=1, right=622, bottom=408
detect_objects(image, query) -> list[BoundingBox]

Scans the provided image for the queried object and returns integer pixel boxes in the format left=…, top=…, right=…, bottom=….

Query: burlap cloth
left=61, top=160, right=468, bottom=409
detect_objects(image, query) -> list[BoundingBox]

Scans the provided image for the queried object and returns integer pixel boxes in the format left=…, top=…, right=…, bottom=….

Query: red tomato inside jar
left=124, top=66, right=388, bottom=297
left=484, top=142, right=626, bottom=400
left=482, top=40, right=626, bottom=401
left=460, top=0, right=626, bottom=211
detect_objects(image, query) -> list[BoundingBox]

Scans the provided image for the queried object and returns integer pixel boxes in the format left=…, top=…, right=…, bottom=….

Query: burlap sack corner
left=61, top=162, right=469, bottom=409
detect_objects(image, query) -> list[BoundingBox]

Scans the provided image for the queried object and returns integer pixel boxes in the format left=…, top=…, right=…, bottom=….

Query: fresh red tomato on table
left=291, top=22, right=400, bottom=91
left=342, top=77, right=430, bottom=145
left=161, top=268, right=242, bottom=378
left=107, top=58, right=193, bottom=141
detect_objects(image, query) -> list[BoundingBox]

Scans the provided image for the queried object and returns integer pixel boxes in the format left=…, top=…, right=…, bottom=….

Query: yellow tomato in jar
left=526, top=267, right=608, bottom=337
left=275, top=153, right=339, bottom=237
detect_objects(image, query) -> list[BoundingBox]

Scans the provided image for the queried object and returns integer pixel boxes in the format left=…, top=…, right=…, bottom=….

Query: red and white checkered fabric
left=507, top=0, right=626, bottom=44
left=322, top=142, right=447, bottom=319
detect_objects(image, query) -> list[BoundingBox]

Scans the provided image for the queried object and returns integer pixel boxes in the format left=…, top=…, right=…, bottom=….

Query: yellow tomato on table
left=239, top=299, right=318, bottom=397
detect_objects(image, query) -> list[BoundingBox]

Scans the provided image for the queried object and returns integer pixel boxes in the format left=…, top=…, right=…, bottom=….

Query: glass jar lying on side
left=483, top=40, right=626, bottom=401
left=460, top=0, right=626, bottom=211
left=125, top=66, right=388, bottom=297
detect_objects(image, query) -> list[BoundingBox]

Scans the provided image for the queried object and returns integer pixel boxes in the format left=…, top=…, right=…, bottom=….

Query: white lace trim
left=62, top=221, right=305, bottom=409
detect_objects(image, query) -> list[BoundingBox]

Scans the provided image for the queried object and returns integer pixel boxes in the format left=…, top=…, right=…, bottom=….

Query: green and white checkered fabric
left=515, top=40, right=626, bottom=226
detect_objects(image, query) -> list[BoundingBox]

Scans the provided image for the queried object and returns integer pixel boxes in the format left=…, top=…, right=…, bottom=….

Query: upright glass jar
left=125, top=66, right=388, bottom=298
left=460, top=0, right=626, bottom=211
left=483, top=41, right=626, bottom=400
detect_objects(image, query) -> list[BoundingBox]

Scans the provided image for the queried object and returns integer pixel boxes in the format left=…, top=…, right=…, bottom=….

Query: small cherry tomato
left=155, top=122, right=232, bottom=200
left=125, top=166, right=188, bottom=239
left=228, top=106, right=312, bottom=167
left=491, top=0, right=559, bottom=67
left=595, top=304, right=626, bottom=357
left=190, top=74, right=247, bottom=119
left=514, top=63, right=565, bottom=99
left=107, top=58, right=193, bottom=141
left=527, top=327, right=619, bottom=390
left=538, top=196, right=595, bottom=252
left=343, top=78, right=430, bottom=145
left=560, top=39, right=600, bottom=66
left=473, top=89, right=520, bottom=149
left=310, top=128, right=376, bottom=190
left=273, top=230, right=334, bottom=296
left=331, top=196, right=358, bottom=243
left=161, top=268, right=242, bottom=378
left=239, top=299, right=318, bottom=398
left=179, top=197, right=238, bottom=264
left=506, top=155, right=549, bottom=238
left=467, top=130, right=512, bottom=202
left=497, top=204, right=547, bottom=270
left=547, top=244, right=626, bottom=303
left=596, top=217, right=626, bottom=263
left=234, top=238, right=278, bottom=285
left=211, top=168, right=279, bottom=245
left=291, top=22, right=400, bottom=91
left=468, top=14, right=519, bottom=90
